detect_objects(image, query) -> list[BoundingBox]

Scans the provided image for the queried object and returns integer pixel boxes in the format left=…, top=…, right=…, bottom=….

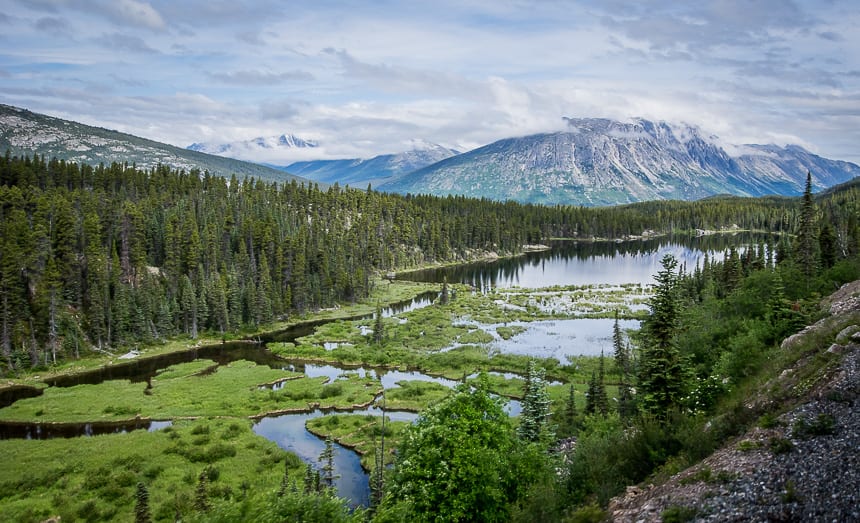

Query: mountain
left=188, top=133, right=319, bottom=162
left=0, top=104, right=306, bottom=183
left=379, top=118, right=860, bottom=206
left=283, top=141, right=459, bottom=187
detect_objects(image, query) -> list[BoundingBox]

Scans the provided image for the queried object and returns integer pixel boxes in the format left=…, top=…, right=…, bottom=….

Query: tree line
left=2, top=152, right=858, bottom=375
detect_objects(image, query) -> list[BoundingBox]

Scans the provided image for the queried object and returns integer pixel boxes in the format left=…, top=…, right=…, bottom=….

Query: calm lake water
left=398, top=234, right=776, bottom=291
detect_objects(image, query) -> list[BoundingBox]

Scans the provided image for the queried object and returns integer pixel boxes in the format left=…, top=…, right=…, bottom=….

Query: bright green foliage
left=385, top=381, right=537, bottom=522
left=638, top=255, right=687, bottom=416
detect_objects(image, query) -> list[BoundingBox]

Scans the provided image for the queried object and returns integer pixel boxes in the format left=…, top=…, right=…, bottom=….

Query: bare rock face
left=607, top=280, right=860, bottom=522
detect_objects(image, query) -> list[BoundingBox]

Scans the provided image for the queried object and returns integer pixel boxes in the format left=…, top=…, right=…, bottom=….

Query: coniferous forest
left=4, top=153, right=857, bottom=373
left=2, top=152, right=860, bottom=522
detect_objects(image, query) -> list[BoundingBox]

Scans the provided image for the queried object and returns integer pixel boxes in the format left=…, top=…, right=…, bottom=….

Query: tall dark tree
left=373, top=302, right=384, bottom=345
left=518, top=360, right=553, bottom=442
left=795, top=171, right=818, bottom=277
left=134, top=482, right=152, bottom=523
left=638, top=254, right=687, bottom=416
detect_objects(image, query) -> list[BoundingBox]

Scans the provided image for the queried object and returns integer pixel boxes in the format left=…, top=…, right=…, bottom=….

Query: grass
left=0, top=418, right=299, bottom=523
left=381, top=381, right=452, bottom=411
left=0, top=360, right=381, bottom=422
left=305, top=414, right=410, bottom=471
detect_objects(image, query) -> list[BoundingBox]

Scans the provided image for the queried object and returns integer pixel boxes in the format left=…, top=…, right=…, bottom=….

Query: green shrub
left=769, top=437, right=793, bottom=454
left=792, top=413, right=835, bottom=438
left=661, top=505, right=698, bottom=523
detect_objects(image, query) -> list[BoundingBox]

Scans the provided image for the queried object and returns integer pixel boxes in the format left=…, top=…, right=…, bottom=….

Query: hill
left=0, top=104, right=307, bottom=183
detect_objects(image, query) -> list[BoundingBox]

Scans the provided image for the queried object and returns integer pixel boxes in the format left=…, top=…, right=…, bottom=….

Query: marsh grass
left=381, top=381, right=451, bottom=411
left=0, top=418, right=294, bottom=522
left=0, top=360, right=381, bottom=422
left=305, top=414, right=410, bottom=471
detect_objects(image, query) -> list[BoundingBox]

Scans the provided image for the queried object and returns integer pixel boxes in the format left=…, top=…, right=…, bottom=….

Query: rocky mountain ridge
left=379, top=118, right=860, bottom=206
left=0, top=104, right=307, bottom=183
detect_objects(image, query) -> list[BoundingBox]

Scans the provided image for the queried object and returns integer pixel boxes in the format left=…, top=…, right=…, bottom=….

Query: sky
left=1, top=0, right=858, bottom=165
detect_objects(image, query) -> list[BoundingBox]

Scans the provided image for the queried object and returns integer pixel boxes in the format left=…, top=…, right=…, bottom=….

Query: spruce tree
left=319, top=436, right=338, bottom=489
left=638, top=254, right=687, bottom=416
left=194, top=471, right=210, bottom=512
left=517, top=360, right=553, bottom=442
left=134, top=482, right=151, bottom=523
left=373, top=302, right=384, bottom=345
left=795, top=171, right=819, bottom=277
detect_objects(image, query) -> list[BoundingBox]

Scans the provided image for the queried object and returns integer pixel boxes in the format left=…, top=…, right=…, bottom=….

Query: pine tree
left=795, top=171, right=819, bottom=277
left=373, top=302, right=384, bottom=345
left=194, top=471, right=210, bottom=512
left=612, top=310, right=628, bottom=374
left=319, top=436, right=338, bottom=489
left=134, top=482, right=152, bottom=523
left=440, top=276, right=450, bottom=305
left=638, top=254, right=687, bottom=416
left=517, top=360, right=553, bottom=441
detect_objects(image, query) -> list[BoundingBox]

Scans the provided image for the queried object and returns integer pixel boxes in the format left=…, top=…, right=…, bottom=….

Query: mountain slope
left=0, top=104, right=307, bottom=183
left=284, top=143, right=459, bottom=187
left=379, top=119, right=860, bottom=206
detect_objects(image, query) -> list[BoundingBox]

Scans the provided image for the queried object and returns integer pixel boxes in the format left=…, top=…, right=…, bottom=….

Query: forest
left=2, top=152, right=855, bottom=374
left=2, top=152, right=860, bottom=522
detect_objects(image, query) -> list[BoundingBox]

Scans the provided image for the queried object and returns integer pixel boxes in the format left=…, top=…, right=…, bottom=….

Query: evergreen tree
left=517, top=360, right=553, bottom=442
left=319, top=436, right=338, bottom=489
left=560, top=383, right=579, bottom=436
left=795, top=171, right=819, bottom=277
left=194, top=471, right=210, bottom=512
left=134, top=482, right=152, bottom=523
left=638, top=254, right=687, bottom=416
left=440, top=276, right=450, bottom=305
left=373, top=302, right=384, bottom=345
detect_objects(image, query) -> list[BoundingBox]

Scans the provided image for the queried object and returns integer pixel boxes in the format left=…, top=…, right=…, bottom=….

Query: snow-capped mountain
left=283, top=141, right=459, bottom=187
left=379, top=118, right=860, bottom=206
left=188, top=133, right=319, bottom=163
left=0, top=104, right=306, bottom=183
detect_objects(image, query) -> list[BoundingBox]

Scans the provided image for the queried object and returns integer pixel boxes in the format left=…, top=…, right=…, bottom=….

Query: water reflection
left=398, top=234, right=777, bottom=291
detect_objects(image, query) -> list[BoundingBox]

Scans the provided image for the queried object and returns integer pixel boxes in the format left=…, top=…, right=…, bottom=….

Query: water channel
left=0, top=234, right=775, bottom=507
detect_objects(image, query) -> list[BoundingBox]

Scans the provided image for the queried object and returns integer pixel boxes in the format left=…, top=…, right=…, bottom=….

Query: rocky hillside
left=380, top=119, right=860, bottom=206
left=0, top=104, right=307, bottom=183
left=608, top=281, right=860, bottom=522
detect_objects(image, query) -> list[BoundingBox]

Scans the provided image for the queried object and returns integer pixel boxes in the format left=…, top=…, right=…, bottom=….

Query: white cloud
left=1, top=0, right=858, bottom=165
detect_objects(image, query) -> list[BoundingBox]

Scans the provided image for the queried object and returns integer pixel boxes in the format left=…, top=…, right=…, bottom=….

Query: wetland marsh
left=0, top=234, right=773, bottom=518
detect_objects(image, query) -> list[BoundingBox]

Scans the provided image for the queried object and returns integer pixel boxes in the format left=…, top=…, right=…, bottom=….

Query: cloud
left=94, top=32, right=159, bottom=54
left=208, top=69, right=315, bottom=85
left=102, top=0, right=165, bottom=31
left=34, top=16, right=70, bottom=34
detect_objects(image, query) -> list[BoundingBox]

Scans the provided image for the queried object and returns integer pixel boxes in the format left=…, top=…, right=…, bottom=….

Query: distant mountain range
left=188, top=133, right=319, bottom=160
left=0, top=104, right=306, bottom=183
left=4, top=104, right=857, bottom=207
left=379, top=119, right=860, bottom=205
left=283, top=141, right=459, bottom=187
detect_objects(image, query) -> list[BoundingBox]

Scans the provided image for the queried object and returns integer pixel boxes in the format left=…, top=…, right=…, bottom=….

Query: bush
left=792, top=413, right=836, bottom=438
